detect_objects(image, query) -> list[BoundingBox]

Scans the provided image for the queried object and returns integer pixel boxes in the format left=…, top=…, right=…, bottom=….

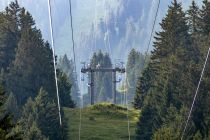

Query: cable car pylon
left=81, top=62, right=125, bottom=105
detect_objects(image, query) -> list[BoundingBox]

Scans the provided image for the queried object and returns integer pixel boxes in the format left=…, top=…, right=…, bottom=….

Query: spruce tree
left=7, top=8, right=56, bottom=105
left=126, top=48, right=144, bottom=104
left=187, top=0, right=201, bottom=34
left=26, top=122, right=48, bottom=140
left=0, top=0, right=20, bottom=71
left=58, top=55, right=79, bottom=105
left=34, top=88, right=62, bottom=140
left=200, top=0, right=210, bottom=35
left=5, top=93, right=19, bottom=121
left=134, top=63, right=155, bottom=109
left=20, top=88, right=62, bottom=140
left=19, top=97, right=47, bottom=140
left=57, top=70, right=75, bottom=108
left=187, top=1, right=202, bottom=66
left=0, top=86, right=21, bottom=140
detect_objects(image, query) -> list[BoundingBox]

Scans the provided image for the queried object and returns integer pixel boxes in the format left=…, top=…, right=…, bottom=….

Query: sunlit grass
left=63, top=103, right=140, bottom=140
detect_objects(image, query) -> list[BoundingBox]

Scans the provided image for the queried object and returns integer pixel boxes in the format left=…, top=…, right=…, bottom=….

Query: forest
left=0, top=0, right=210, bottom=140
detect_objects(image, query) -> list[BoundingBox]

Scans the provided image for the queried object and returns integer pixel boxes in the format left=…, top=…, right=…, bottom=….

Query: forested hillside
left=1, top=0, right=210, bottom=140
left=134, top=0, right=210, bottom=139
left=0, top=1, right=74, bottom=139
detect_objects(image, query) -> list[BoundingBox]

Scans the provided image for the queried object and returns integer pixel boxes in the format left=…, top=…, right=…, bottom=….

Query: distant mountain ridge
left=0, top=0, right=201, bottom=64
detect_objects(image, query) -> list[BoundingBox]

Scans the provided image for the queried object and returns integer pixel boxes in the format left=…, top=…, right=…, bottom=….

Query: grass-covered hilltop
left=64, top=103, right=139, bottom=140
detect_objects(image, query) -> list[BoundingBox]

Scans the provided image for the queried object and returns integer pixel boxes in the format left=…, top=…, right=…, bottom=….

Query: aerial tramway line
left=47, top=0, right=162, bottom=139
left=49, top=0, right=210, bottom=139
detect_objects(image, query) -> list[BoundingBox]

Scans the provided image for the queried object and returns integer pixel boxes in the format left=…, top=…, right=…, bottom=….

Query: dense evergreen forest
left=0, top=1, right=74, bottom=139
left=134, top=0, right=210, bottom=139
left=1, top=0, right=210, bottom=140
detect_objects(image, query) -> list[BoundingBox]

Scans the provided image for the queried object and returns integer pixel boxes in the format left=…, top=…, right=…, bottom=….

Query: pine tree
left=200, top=0, right=210, bottom=35
left=7, top=8, right=56, bottom=105
left=26, top=122, right=48, bottom=140
left=19, top=97, right=47, bottom=140
left=134, top=63, right=155, bottom=109
left=58, top=55, right=79, bottom=105
left=57, top=70, right=75, bottom=108
left=0, top=0, right=20, bottom=71
left=20, top=88, right=62, bottom=140
left=5, top=93, right=20, bottom=121
left=152, top=106, right=195, bottom=140
left=0, top=85, right=21, bottom=140
left=0, top=69, right=5, bottom=86
left=187, top=0, right=203, bottom=65
left=34, top=88, right=62, bottom=140
left=187, top=0, right=201, bottom=34
left=126, top=48, right=145, bottom=104
left=19, top=8, right=35, bottom=30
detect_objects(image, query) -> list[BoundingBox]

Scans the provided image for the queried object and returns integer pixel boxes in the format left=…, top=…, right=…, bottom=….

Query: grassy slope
left=64, top=103, right=140, bottom=140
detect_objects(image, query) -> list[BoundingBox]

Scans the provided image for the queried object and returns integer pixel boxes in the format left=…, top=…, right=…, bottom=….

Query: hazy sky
left=0, top=0, right=204, bottom=60
left=0, top=0, right=202, bottom=41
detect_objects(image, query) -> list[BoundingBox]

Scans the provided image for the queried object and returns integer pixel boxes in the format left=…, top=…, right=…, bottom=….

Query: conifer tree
left=5, top=93, right=19, bottom=121
left=26, top=122, right=48, bottom=140
left=0, top=86, right=21, bottom=140
left=0, top=69, right=5, bottom=86
left=187, top=0, right=201, bottom=34
left=57, top=70, right=75, bottom=108
left=134, top=63, right=155, bottom=109
left=0, top=0, right=20, bottom=71
left=19, top=97, right=47, bottom=140
left=7, top=8, right=56, bottom=105
left=58, top=55, right=79, bottom=105
left=20, top=88, right=62, bottom=140
left=200, top=0, right=210, bottom=35
left=34, top=88, right=61, bottom=140
left=187, top=0, right=202, bottom=64
left=126, top=48, right=144, bottom=104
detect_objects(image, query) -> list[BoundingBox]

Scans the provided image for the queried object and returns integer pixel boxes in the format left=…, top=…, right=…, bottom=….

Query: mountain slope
left=0, top=1, right=198, bottom=58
